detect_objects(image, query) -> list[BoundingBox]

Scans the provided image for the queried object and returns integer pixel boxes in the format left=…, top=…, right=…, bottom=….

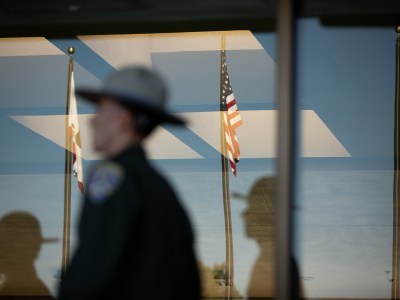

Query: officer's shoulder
left=86, top=161, right=126, bottom=204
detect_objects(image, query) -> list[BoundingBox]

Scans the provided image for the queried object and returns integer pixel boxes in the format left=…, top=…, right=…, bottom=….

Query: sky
left=0, top=19, right=397, bottom=298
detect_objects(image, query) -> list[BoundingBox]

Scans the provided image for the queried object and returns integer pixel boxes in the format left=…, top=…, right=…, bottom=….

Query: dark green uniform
left=59, top=145, right=201, bottom=300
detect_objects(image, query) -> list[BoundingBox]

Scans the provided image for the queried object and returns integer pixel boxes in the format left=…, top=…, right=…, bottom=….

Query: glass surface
left=0, top=31, right=277, bottom=298
left=294, top=19, right=396, bottom=299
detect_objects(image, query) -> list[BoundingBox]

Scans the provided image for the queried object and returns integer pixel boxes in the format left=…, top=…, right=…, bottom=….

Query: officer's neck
left=104, top=131, right=143, bottom=158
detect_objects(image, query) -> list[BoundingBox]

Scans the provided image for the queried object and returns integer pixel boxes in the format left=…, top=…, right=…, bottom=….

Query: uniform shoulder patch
left=87, top=162, right=124, bottom=204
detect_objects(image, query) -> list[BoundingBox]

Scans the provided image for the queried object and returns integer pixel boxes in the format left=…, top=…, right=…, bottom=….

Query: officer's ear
left=133, top=111, right=159, bottom=137
left=118, top=106, right=136, bottom=131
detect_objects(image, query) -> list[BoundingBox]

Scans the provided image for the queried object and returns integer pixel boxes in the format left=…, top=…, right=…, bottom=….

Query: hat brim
left=232, top=192, right=248, bottom=200
left=41, top=237, right=59, bottom=243
left=76, top=89, right=186, bottom=125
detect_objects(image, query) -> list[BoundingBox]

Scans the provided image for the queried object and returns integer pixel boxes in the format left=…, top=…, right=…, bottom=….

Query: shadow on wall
left=0, top=211, right=57, bottom=298
left=235, top=176, right=276, bottom=298
left=197, top=176, right=278, bottom=299
left=235, top=176, right=302, bottom=299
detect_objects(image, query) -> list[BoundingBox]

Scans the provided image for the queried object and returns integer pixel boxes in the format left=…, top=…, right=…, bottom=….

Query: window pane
left=0, top=31, right=277, bottom=298
left=294, top=18, right=395, bottom=299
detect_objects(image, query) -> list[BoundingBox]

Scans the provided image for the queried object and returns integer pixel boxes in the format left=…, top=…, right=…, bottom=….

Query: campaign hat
left=76, top=66, right=185, bottom=125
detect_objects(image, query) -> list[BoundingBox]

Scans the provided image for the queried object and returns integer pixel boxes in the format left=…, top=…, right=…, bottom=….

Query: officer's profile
left=235, top=176, right=275, bottom=298
left=0, top=211, right=56, bottom=297
left=235, top=176, right=302, bottom=299
left=58, top=66, right=201, bottom=300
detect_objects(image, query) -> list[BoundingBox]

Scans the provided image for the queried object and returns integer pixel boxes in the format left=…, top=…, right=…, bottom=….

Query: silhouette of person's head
left=0, top=211, right=56, bottom=296
left=235, top=176, right=276, bottom=298
left=0, top=212, right=44, bottom=261
left=237, top=176, right=275, bottom=243
left=236, top=177, right=302, bottom=299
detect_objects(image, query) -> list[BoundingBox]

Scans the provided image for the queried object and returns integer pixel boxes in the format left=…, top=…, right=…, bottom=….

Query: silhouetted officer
left=236, top=176, right=302, bottom=299
left=0, top=211, right=56, bottom=297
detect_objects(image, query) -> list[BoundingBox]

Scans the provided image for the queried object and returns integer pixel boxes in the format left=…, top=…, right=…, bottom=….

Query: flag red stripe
left=226, top=98, right=237, bottom=110
left=229, top=158, right=237, bottom=176
left=72, top=143, right=77, bottom=165
left=78, top=181, right=84, bottom=193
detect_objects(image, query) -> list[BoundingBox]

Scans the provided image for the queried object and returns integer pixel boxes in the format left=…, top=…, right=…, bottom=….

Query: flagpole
left=61, top=47, right=75, bottom=276
left=220, top=33, right=234, bottom=300
left=392, top=26, right=400, bottom=300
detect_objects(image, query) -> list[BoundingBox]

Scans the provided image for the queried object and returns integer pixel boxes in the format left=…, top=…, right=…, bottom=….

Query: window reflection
left=236, top=176, right=275, bottom=298
left=0, top=212, right=56, bottom=297
left=294, top=19, right=395, bottom=299
left=0, top=32, right=277, bottom=298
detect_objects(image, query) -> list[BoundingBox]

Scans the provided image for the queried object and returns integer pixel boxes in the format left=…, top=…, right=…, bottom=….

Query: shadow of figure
left=0, top=211, right=56, bottom=297
left=236, top=176, right=301, bottom=299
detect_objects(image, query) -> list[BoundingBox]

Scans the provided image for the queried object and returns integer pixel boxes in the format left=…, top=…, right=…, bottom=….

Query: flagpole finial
left=68, top=47, right=75, bottom=56
left=396, top=26, right=400, bottom=34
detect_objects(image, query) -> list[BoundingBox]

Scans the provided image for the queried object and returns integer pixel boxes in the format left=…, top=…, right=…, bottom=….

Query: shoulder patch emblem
left=87, top=162, right=124, bottom=204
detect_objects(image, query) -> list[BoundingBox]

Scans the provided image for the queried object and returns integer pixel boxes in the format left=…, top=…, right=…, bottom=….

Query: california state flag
left=68, top=71, right=84, bottom=193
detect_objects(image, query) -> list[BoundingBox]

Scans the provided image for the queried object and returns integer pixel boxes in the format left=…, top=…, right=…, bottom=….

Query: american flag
left=221, top=49, right=243, bottom=176
left=68, top=71, right=84, bottom=193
